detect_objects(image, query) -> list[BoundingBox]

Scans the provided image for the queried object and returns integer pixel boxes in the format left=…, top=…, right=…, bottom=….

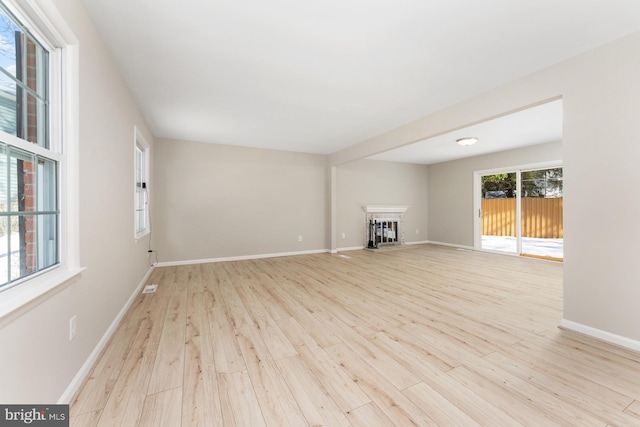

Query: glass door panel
left=521, top=167, right=563, bottom=259
left=481, top=172, right=518, bottom=253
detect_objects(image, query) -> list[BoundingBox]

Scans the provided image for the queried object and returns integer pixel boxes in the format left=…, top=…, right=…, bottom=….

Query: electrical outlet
left=341, top=232, right=346, bottom=239
left=69, top=315, right=77, bottom=341
left=416, top=229, right=420, bottom=234
left=298, top=235, right=303, bottom=242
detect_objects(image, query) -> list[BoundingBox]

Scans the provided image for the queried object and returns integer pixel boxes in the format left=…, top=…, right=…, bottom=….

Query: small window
left=134, top=127, right=149, bottom=239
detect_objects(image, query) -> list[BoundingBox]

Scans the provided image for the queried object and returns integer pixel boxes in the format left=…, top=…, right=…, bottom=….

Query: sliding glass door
left=476, top=165, right=563, bottom=260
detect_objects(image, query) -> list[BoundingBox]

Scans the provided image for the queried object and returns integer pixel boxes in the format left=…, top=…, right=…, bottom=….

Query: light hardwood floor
left=70, top=244, right=640, bottom=426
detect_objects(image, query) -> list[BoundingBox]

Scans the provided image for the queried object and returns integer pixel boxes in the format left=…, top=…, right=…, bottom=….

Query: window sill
left=134, top=229, right=150, bottom=241
left=0, top=266, right=85, bottom=328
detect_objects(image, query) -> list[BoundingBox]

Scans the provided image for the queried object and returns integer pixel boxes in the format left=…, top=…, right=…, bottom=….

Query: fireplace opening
left=368, top=219, right=399, bottom=248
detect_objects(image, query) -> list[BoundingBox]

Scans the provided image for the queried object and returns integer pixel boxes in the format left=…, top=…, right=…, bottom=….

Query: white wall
left=336, top=159, right=429, bottom=248
left=428, top=141, right=562, bottom=247
left=0, top=0, right=155, bottom=403
left=561, top=33, right=640, bottom=341
left=154, top=139, right=327, bottom=262
left=331, top=31, right=640, bottom=343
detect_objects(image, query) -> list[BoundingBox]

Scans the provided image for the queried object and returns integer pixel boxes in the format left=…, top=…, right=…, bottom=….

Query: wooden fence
left=482, top=198, right=563, bottom=238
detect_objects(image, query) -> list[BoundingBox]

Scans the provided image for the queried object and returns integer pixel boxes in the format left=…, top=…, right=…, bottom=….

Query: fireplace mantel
left=363, top=205, right=410, bottom=213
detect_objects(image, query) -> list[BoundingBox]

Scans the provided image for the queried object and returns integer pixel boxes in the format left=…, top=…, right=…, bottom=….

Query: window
left=134, top=127, right=149, bottom=239
left=0, top=0, right=80, bottom=306
left=0, top=2, right=59, bottom=289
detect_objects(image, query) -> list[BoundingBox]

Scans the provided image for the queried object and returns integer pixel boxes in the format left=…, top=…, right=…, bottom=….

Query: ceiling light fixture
left=457, top=137, right=479, bottom=146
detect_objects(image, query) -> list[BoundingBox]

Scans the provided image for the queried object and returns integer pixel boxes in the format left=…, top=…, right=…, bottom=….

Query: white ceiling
left=81, top=0, right=640, bottom=156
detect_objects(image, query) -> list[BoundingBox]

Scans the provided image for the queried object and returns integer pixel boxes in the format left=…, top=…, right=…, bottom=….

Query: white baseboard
left=426, top=240, right=475, bottom=250
left=337, top=242, right=431, bottom=251
left=559, top=319, right=640, bottom=353
left=58, top=266, right=155, bottom=404
left=405, top=240, right=430, bottom=246
left=155, top=249, right=330, bottom=267
left=336, top=246, right=364, bottom=252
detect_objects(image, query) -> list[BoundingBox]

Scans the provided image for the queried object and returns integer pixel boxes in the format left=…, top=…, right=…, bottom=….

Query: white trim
left=516, top=169, right=522, bottom=254
left=473, top=172, right=482, bottom=249
left=405, top=240, right=430, bottom=246
left=58, top=266, right=155, bottom=404
left=134, top=127, right=150, bottom=240
left=9, top=0, right=79, bottom=47
left=61, top=43, right=80, bottom=271
left=474, top=160, right=563, bottom=177
left=155, top=249, right=329, bottom=267
left=336, top=246, right=365, bottom=252
left=363, top=205, right=410, bottom=213
left=330, top=166, right=337, bottom=252
left=0, top=267, right=84, bottom=328
left=0, top=131, right=63, bottom=161
left=559, top=319, right=640, bottom=354
left=426, top=240, right=475, bottom=250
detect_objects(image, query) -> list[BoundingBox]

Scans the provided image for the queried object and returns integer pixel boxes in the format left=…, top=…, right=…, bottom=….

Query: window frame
left=0, top=0, right=82, bottom=324
left=0, top=4, right=58, bottom=286
left=134, top=126, right=150, bottom=240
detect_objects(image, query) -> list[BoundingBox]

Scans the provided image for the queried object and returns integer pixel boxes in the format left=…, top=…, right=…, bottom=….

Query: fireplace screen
left=368, top=219, right=399, bottom=248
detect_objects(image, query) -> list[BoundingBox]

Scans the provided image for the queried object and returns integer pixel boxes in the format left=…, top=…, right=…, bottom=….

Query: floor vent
left=142, top=284, right=158, bottom=294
